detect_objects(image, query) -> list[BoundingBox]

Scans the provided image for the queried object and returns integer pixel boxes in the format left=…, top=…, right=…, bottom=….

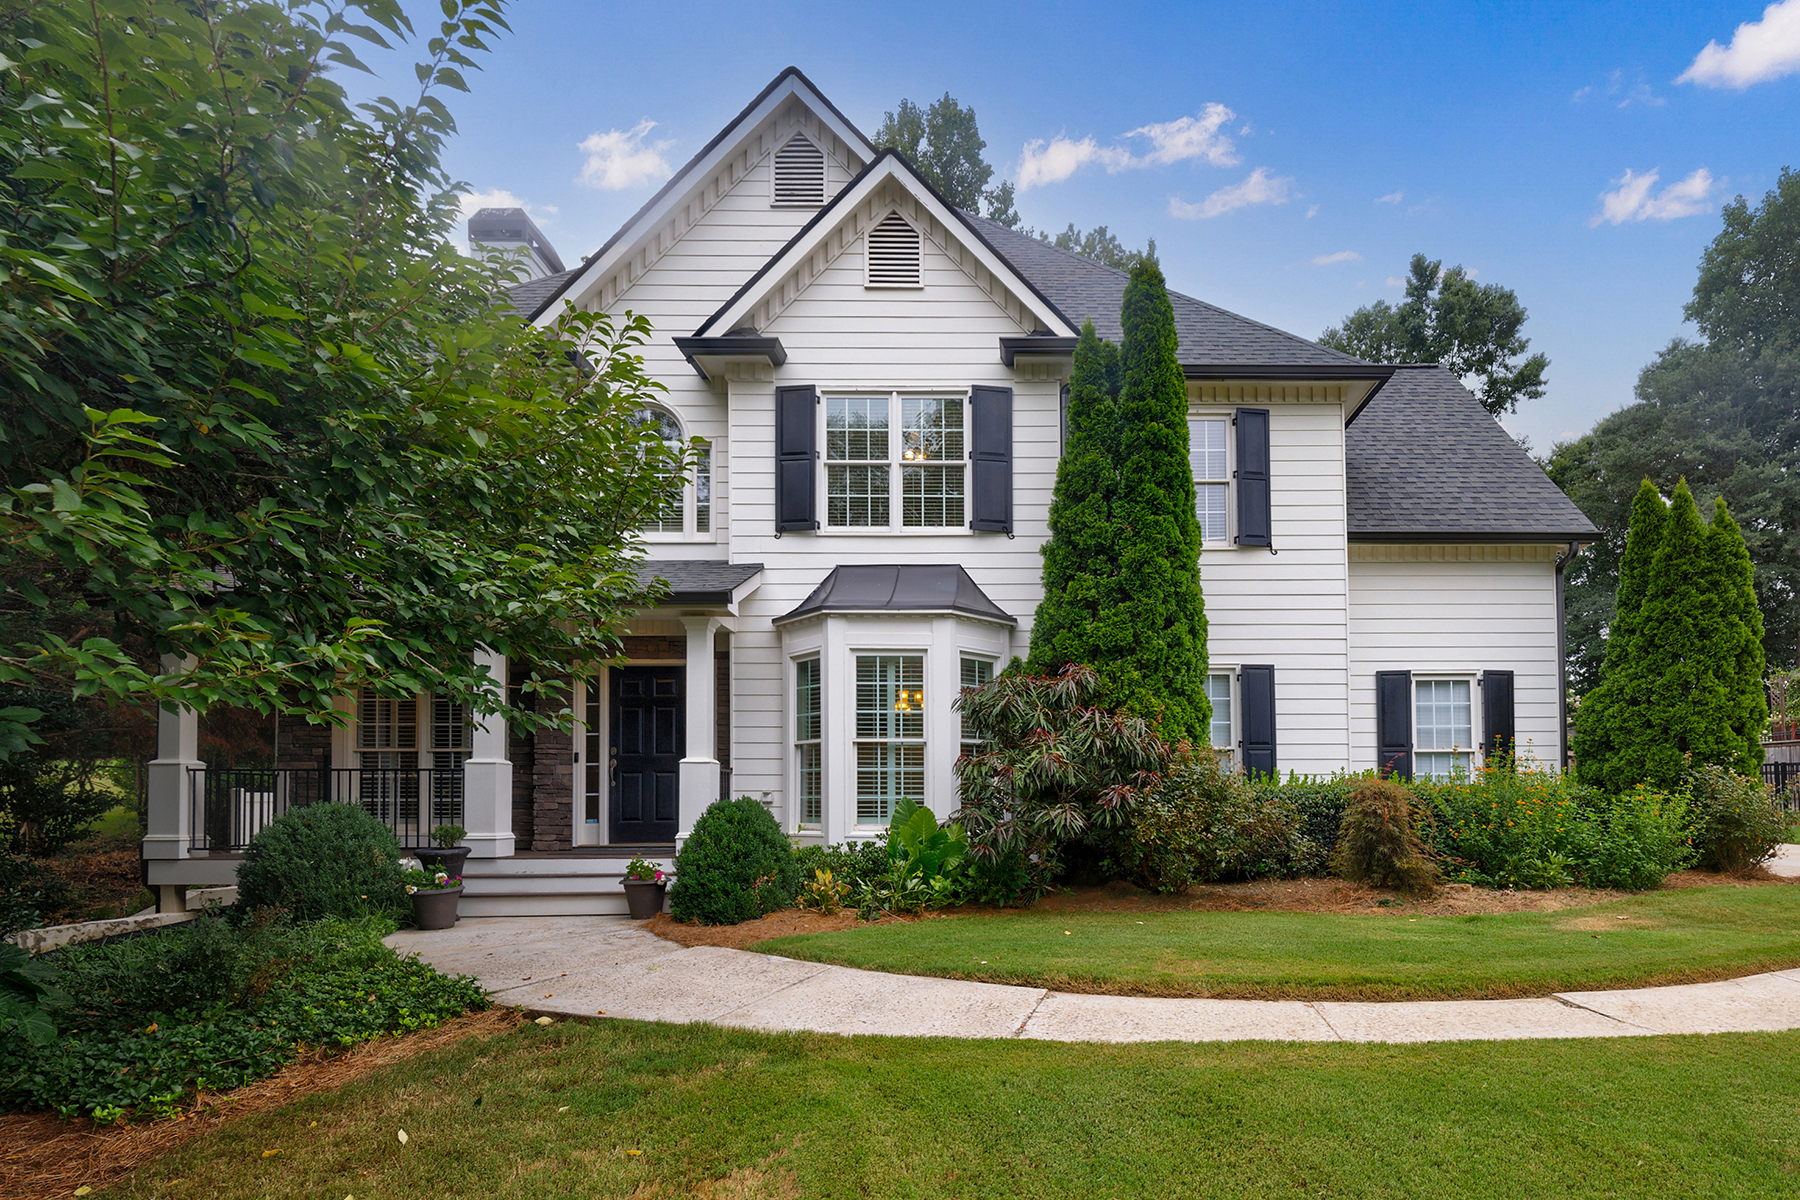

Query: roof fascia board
left=697, top=153, right=1078, bottom=339
left=528, top=70, right=874, bottom=326
left=1347, top=532, right=1598, bottom=545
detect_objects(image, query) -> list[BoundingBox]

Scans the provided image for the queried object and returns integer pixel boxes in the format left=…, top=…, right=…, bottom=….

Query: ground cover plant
left=106, top=1018, right=1800, bottom=1199
left=0, top=913, right=483, bottom=1120
left=752, top=883, right=1800, bottom=1000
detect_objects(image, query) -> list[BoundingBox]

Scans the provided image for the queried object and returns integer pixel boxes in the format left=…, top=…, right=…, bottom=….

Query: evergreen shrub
left=670, top=797, right=800, bottom=925
left=1569, top=787, right=1695, bottom=890
left=234, top=803, right=407, bottom=922
left=1332, top=779, right=1437, bottom=894
left=1684, top=763, right=1784, bottom=873
left=792, top=840, right=890, bottom=892
left=1250, top=774, right=1363, bottom=876
left=1115, top=752, right=1303, bottom=892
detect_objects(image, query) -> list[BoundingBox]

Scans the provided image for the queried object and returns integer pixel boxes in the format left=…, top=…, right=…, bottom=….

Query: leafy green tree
left=1319, top=253, right=1549, bottom=416
left=1688, top=167, right=1800, bottom=357
left=1044, top=224, right=1157, bottom=271
left=875, top=93, right=1020, bottom=226
left=1104, top=261, right=1210, bottom=741
left=0, top=0, right=684, bottom=754
left=1028, top=322, right=1123, bottom=675
left=1570, top=479, right=1666, bottom=789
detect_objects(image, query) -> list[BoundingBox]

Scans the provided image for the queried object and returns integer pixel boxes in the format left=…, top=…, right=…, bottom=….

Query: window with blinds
left=772, top=134, right=825, bottom=205
left=855, top=655, right=924, bottom=824
left=1415, top=679, right=1473, bottom=779
left=1189, top=417, right=1230, bottom=544
left=866, top=212, right=922, bottom=287
left=795, top=657, right=822, bottom=825
left=959, top=657, right=993, bottom=761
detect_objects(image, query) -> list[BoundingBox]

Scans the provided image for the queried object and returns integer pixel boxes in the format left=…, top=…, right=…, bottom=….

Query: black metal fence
left=187, top=767, right=466, bottom=851
left=1766, top=760, right=1800, bottom=812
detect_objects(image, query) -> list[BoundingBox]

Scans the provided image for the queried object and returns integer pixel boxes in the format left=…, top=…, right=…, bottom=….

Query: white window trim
left=1206, top=668, right=1236, bottom=762
left=793, top=654, right=823, bottom=828
left=1189, top=407, right=1236, bottom=551
left=818, top=390, right=973, bottom=536
left=637, top=405, right=718, bottom=543
left=851, top=650, right=928, bottom=827
left=1413, top=674, right=1479, bottom=780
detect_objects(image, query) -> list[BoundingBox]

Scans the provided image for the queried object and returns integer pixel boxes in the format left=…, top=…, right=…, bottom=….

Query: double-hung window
left=795, top=658, right=822, bottom=825
left=826, top=393, right=966, bottom=530
left=429, top=696, right=470, bottom=822
left=959, top=657, right=994, bottom=760
left=1415, top=679, right=1473, bottom=779
left=636, top=406, right=711, bottom=537
left=1206, top=672, right=1234, bottom=756
left=1189, top=417, right=1230, bottom=545
left=855, top=655, right=924, bottom=824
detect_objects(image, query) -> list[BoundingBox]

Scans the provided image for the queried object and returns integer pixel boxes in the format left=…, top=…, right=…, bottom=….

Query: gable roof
left=694, top=150, right=1077, bottom=340
left=1345, top=365, right=1597, bottom=543
left=523, top=67, right=876, bottom=325
left=964, top=216, right=1371, bottom=371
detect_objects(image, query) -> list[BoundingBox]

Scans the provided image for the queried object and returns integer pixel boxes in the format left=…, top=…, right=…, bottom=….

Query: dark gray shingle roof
left=635, top=560, right=764, bottom=603
left=963, top=216, right=1367, bottom=369
left=1345, top=365, right=1597, bottom=542
left=774, top=565, right=1015, bottom=626
left=505, top=269, right=579, bottom=317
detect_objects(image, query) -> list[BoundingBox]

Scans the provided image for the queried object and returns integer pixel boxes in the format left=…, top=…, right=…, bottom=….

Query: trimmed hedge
left=670, top=797, right=800, bottom=925
left=234, top=803, right=407, bottom=922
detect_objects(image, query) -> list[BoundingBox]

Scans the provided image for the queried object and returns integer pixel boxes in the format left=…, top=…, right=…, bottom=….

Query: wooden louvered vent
left=866, top=212, right=922, bottom=287
left=772, top=135, right=825, bottom=205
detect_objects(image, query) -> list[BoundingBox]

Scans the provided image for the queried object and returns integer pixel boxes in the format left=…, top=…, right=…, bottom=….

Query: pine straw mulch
left=0, top=1007, right=523, bottom=1200
left=644, top=867, right=1798, bottom=946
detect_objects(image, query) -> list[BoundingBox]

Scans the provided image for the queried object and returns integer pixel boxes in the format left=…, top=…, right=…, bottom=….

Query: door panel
left=610, top=666, right=682, bottom=842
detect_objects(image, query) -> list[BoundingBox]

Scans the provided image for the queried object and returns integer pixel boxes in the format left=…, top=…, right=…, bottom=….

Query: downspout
left=1554, top=541, right=1580, bottom=773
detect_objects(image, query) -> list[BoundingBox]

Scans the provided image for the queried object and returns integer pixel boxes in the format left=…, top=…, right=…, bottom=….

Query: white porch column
left=462, top=646, right=515, bottom=858
left=677, top=616, right=722, bottom=845
left=143, top=655, right=202, bottom=911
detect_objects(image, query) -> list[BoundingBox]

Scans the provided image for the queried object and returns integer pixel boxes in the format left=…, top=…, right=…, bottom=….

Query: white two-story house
left=142, top=68, right=1595, bottom=914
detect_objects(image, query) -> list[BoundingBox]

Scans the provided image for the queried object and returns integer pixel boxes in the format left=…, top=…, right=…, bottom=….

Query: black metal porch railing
left=1766, top=761, right=1800, bottom=811
left=187, top=767, right=466, bottom=852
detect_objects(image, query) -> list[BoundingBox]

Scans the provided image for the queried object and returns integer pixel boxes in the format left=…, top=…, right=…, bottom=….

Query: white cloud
left=1375, top=191, right=1404, bottom=204
left=576, top=119, right=674, bottom=190
left=1015, top=135, right=1133, bottom=190
left=1313, top=250, right=1362, bottom=265
left=1385, top=276, right=1406, bottom=288
left=1589, top=167, right=1718, bottom=225
left=1574, top=69, right=1665, bottom=107
left=1678, top=0, right=1800, bottom=88
left=1169, top=168, right=1294, bottom=219
left=1015, top=104, right=1239, bottom=191
left=1124, top=103, right=1240, bottom=167
left=1305, top=204, right=1319, bottom=219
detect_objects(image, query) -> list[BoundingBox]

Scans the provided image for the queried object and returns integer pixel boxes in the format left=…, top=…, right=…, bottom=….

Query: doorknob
left=609, top=751, right=617, bottom=788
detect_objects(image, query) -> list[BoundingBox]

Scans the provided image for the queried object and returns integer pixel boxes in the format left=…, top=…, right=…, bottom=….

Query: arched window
left=634, top=406, right=711, bottom=537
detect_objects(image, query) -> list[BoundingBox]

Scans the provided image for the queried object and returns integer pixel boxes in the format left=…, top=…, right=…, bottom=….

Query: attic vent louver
left=772, top=135, right=825, bottom=206
left=866, top=212, right=922, bottom=287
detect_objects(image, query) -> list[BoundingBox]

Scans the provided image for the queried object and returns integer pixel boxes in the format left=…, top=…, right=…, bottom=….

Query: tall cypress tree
left=1704, top=497, right=1768, bottom=774
left=1028, top=322, right=1126, bottom=675
left=1572, top=478, right=1666, bottom=789
left=1100, top=261, right=1210, bottom=741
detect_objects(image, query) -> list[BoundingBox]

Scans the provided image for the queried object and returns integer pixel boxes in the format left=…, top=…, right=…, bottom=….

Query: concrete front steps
left=459, top=848, right=674, bottom=918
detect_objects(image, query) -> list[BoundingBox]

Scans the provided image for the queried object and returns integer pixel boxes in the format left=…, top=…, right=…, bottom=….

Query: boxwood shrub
left=235, top=802, right=408, bottom=922
left=670, top=797, right=800, bottom=925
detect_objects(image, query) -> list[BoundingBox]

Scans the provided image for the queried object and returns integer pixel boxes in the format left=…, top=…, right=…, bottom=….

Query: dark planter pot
left=416, top=846, right=472, bottom=877
left=623, top=879, right=667, bottom=920
left=410, top=884, right=463, bottom=930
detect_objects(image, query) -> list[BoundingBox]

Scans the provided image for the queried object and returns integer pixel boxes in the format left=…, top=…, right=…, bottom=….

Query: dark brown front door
left=610, top=666, right=682, bottom=842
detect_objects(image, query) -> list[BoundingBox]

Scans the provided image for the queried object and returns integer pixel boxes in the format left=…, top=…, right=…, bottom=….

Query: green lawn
left=85, top=803, right=140, bottom=840
left=755, top=885, right=1800, bottom=1001
left=111, top=1019, right=1800, bottom=1199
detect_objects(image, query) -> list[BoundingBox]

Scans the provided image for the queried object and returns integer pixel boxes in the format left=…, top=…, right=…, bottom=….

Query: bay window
left=855, top=654, right=924, bottom=824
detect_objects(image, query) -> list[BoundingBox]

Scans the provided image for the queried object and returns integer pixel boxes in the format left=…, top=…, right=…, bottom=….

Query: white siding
left=1198, top=397, right=1350, bottom=777
left=1348, top=545, right=1565, bottom=772
left=725, top=225, right=1049, bottom=825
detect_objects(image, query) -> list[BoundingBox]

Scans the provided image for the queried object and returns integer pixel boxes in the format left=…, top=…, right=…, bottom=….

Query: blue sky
left=354, top=1, right=1800, bottom=452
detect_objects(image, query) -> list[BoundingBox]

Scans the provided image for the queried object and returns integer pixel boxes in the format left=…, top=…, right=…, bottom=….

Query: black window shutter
left=970, top=385, right=1013, bottom=532
left=1239, top=664, right=1276, bottom=780
left=775, top=384, right=817, bottom=532
left=1235, top=407, right=1271, bottom=547
left=1376, top=670, right=1413, bottom=781
left=1482, top=670, right=1515, bottom=764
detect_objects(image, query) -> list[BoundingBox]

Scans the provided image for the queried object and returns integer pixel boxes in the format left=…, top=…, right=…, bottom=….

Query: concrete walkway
left=386, top=915, right=1800, bottom=1045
